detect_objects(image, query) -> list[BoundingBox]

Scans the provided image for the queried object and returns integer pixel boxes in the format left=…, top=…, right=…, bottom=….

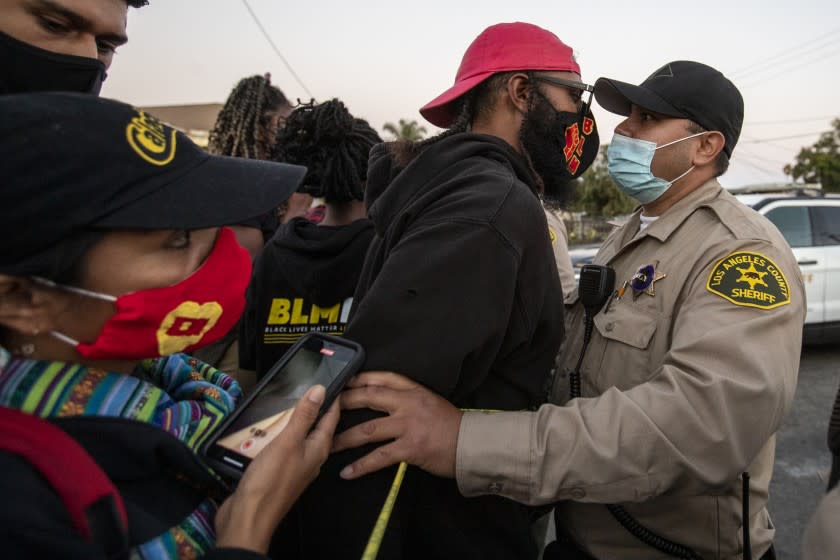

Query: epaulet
left=703, top=188, right=774, bottom=242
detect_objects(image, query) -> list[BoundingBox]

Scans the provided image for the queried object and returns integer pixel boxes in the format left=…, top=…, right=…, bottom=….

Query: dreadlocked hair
left=273, top=99, right=382, bottom=203
left=208, top=75, right=290, bottom=159
left=390, top=72, right=518, bottom=167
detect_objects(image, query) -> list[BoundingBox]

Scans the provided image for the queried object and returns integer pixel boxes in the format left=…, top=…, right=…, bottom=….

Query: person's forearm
left=456, top=371, right=788, bottom=506
left=214, top=490, right=280, bottom=554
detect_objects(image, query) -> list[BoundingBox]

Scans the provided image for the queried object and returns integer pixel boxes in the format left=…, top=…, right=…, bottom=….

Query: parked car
left=733, top=184, right=840, bottom=343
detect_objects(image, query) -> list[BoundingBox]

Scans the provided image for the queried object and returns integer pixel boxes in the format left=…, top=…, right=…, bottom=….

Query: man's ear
left=693, top=130, right=726, bottom=167
left=0, top=275, right=56, bottom=336
left=505, top=73, right=532, bottom=115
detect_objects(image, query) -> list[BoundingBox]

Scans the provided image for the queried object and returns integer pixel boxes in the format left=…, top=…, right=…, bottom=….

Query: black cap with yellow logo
left=0, top=92, right=307, bottom=274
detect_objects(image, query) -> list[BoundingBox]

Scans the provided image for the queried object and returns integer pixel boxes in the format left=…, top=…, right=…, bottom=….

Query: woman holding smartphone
left=0, top=93, right=339, bottom=559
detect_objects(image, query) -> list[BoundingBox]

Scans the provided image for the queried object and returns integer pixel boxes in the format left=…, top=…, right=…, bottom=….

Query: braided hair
left=390, top=72, right=517, bottom=167
left=273, top=99, right=382, bottom=203
left=208, top=75, right=290, bottom=159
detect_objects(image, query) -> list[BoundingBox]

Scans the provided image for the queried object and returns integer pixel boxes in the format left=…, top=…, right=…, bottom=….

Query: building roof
left=138, top=103, right=224, bottom=132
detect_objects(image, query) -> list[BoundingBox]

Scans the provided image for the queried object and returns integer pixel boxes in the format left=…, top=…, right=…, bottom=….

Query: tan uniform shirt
left=544, top=206, right=576, bottom=296
left=456, top=180, right=805, bottom=559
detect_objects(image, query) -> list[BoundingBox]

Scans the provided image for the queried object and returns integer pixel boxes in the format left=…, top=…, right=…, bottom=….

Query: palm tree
left=382, top=118, right=428, bottom=141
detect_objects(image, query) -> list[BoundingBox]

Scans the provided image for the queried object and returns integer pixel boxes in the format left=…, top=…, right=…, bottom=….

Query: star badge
left=630, top=260, right=667, bottom=299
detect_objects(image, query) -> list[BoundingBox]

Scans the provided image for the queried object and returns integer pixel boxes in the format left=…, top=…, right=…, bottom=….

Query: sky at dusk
left=103, top=0, right=840, bottom=188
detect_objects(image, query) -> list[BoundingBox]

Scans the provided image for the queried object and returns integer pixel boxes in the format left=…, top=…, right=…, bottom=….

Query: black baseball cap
left=593, top=61, right=744, bottom=158
left=0, top=93, right=307, bottom=275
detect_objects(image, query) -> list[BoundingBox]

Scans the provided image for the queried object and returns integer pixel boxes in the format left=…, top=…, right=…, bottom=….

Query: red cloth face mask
left=38, top=227, right=251, bottom=360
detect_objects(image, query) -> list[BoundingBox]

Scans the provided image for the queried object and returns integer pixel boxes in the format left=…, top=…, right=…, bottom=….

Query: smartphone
left=202, top=332, right=364, bottom=480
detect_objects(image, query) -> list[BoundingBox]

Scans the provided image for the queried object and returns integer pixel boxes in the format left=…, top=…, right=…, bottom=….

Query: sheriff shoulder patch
left=706, top=252, right=791, bottom=309
left=548, top=226, right=558, bottom=244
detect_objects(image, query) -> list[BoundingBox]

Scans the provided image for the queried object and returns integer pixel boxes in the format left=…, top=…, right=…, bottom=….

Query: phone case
left=200, top=332, right=365, bottom=481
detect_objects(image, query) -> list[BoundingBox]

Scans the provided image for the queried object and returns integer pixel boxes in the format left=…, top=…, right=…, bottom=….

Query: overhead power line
left=736, top=149, right=786, bottom=166
left=736, top=148, right=790, bottom=166
left=241, top=0, right=314, bottom=99
left=741, top=130, right=830, bottom=143
left=731, top=155, right=784, bottom=178
left=729, top=27, right=840, bottom=78
left=744, top=115, right=837, bottom=126
left=732, top=33, right=840, bottom=80
left=741, top=138, right=808, bottom=151
left=740, top=46, right=840, bottom=88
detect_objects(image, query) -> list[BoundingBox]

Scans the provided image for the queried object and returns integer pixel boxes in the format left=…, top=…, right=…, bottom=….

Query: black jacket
left=239, top=217, right=375, bottom=377
left=278, top=133, right=565, bottom=559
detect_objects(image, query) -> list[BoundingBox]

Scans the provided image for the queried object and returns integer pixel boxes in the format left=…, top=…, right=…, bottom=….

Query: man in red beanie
left=276, top=22, right=598, bottom=559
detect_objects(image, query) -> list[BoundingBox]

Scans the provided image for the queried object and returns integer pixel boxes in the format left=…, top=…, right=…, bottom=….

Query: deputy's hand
left=333, top=371, right=462, bottom=479
left=215, top=385, right=340, bottom=553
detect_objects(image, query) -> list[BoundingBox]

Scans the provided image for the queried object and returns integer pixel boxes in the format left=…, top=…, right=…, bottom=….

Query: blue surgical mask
left=607, top=132, right=705, bottom=204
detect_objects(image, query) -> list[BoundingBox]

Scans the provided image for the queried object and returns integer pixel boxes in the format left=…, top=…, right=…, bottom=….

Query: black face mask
left=0, top=30, right=106, bottom=95
left=520, top=91, right=599, bottom=207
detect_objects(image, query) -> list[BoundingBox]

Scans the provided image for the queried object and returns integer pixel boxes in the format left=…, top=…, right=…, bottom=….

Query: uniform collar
left=636, top=179, right=723, bottom=243
left=598, top=179, right=722, bottom=264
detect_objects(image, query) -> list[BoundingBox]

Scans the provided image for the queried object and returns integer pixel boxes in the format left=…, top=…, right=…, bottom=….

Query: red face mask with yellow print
left=38, top=227, right=251, bottom=360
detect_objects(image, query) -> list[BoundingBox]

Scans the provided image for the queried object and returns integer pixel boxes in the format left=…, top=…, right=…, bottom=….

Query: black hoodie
left=239, top=217, right=374, bottom=377
left=349, top=133, right=564, bottom=408
left=278, top=133, right=565, bottom=559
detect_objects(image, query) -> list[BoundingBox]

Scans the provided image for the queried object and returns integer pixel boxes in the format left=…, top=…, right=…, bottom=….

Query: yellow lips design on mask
left=156, top=301, right=223, bottom=355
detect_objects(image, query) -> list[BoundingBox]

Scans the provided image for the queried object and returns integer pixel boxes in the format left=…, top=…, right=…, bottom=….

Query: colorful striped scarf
left=0, top=348, right=242, bottom=559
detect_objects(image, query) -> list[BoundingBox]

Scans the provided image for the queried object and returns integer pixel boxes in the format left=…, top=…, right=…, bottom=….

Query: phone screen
left=213, top=336, right=355, bottom=463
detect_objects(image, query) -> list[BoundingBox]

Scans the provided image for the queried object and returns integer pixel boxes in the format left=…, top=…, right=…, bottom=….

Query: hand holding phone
left=215, top=384, right=340, bottom=553
left=202, top=333, right=364, bottom=479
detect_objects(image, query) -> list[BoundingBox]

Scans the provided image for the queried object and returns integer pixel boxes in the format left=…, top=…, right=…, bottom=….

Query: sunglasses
left=531, top=74, right=594, bottom=94
left=531, top=73, right=595, bottom=113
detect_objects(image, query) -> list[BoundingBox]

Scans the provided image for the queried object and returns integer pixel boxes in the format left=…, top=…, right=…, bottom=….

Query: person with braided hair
left=239, top=98, right=381, bottom=379
left=196, top=75, right=296, bottom=382
left=208, top=74, right=296, bottom=258
left=289, top=22, right=599, bottom=559
left=208, top=74, right=291, bottom=161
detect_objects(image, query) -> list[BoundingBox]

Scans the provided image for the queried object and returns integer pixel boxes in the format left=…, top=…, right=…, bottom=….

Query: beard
left=519, top=94, right=582, bottom=209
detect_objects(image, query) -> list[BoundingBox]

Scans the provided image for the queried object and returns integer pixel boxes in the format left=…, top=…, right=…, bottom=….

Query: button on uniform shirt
left=454, top=179, right=806, bottom=560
